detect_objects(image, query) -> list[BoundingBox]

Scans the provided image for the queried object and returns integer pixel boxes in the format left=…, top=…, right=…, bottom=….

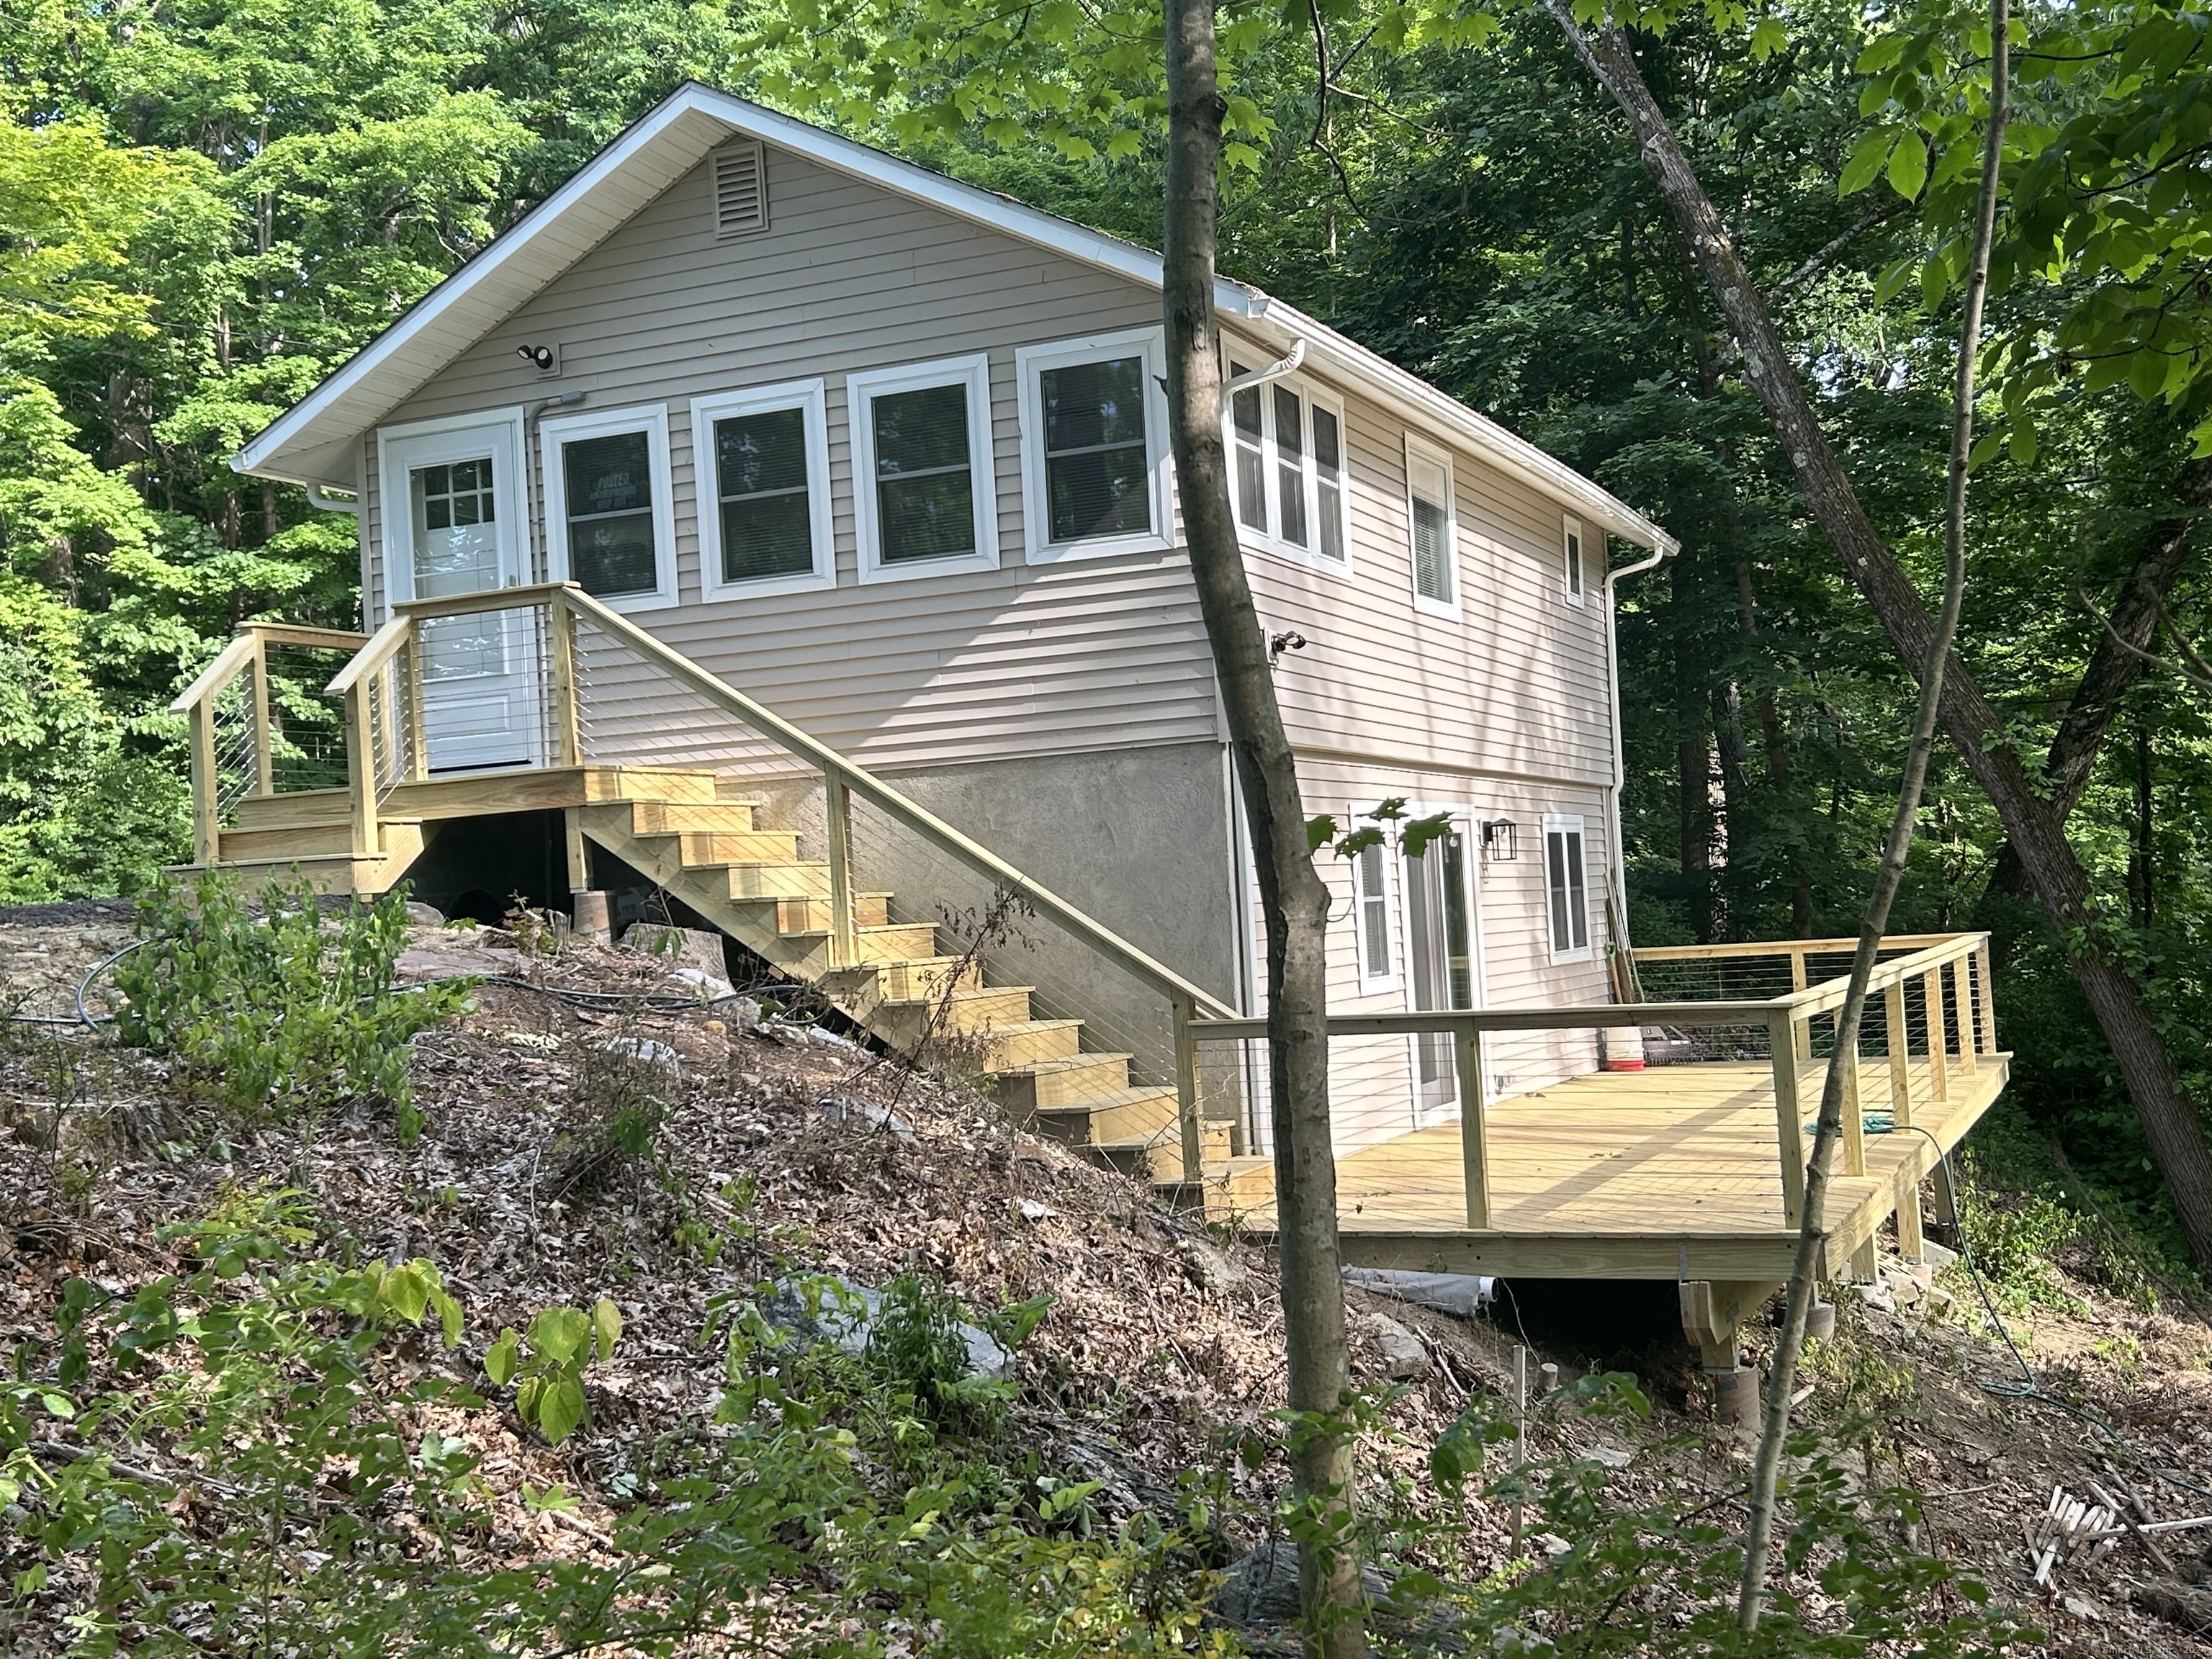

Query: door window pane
left=562, top=431, right=658, bottom=598
left=873, top=383, right=976, bottom=562
left=1273, top=384, right=1308, bottom=547
left=410, top=455, right=499, bottom=600
left=1040, top=356, right=1151, bottom=542
left=714, top=407, right=814, bottom=582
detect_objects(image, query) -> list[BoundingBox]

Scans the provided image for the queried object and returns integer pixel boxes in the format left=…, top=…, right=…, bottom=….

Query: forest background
left=1, top=0, right=2206, bottom=1262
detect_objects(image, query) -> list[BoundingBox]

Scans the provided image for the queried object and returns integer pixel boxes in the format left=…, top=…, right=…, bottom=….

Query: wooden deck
left=1238, top=1051, right=2009, bottom=1282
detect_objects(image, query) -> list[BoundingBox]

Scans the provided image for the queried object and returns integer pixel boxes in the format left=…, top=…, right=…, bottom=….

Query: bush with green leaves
left=112, top=869, right=472, bottom=1137
left=482, top=1300, right=622, bottom=1444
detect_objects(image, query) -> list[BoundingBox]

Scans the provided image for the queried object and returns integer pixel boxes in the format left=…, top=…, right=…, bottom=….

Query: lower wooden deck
left=1241, top=1053, right=2010, bottom=1281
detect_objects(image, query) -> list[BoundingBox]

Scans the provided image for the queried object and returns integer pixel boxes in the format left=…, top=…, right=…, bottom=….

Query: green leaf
left=40, top=1393, right=73, bottom=1419
left=1887, top=129, right=1928, bottom=199
left=529, top=1306, right=590, bottom=1366
left=1305, top=814, right=1338, bottom=853
left=1748, top=17, right=1786, bottom=58
left=1400, top=813, right=1454, bottom=863
left=537, top=1373, right=587, bottom=1444
left=485, top=1329, right=521, bottom=1388
left=1335, top=825, right=1385, bottom=860
left=2008, top=418, right=2038, bottom=466
left=1839, top=127, right=1895, bottom=197
left=591, top=1298, right=622, bottom=1364
left=382, top=1265, right=429, bottom=1325
left=435, top=1290, right=463, bottom=1349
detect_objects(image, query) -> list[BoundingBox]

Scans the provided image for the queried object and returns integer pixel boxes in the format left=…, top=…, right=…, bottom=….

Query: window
left=1544, top=814, right=1592, bottom=961
left=848, top=354, right=998, bottom=582
left=1406, top=439, right=1457, bottom=613
left=1563, top=514, right=1587, bottom=606
left=1352, top=833, right=1396, bottom=992
left=691, top=379, right=834, bottom=598
left=1015, top=329, right=1172, bottom=562
left=539, top=403, right=676, bottom=610
left=1223, top=353, right=1348, bottom=572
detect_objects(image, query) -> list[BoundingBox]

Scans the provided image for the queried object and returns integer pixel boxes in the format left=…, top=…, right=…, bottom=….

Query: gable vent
left=712, top=140, right=768, bottom=238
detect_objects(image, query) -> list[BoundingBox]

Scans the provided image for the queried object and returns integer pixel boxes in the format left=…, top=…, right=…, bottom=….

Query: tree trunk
left=1161, top=0, right=1366, bottom=1650
left=1546, top=0, right=2212, bottom=1267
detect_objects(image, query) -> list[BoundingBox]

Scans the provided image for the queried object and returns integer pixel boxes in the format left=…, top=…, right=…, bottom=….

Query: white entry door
left=379, top=414, right=537, bottom=773
left=1403, top=824, right=1479, bottom=1123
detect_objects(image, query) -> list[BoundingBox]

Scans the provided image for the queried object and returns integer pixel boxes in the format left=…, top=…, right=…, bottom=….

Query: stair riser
left=1092, top=1130, right=1232, bottom=1185
left=779, top=925, right=943, bottom=976
left=819, top=958, right=983, bottom=1010
left=774, top=894, right=892, bottom=933
left=719, top=861, right=832, bottom=901
left=220, top=825, right=354, bottom=860
left=873, top=989, right=1037, bottom=1046
left=674, top=830, right=803, bottom=864
left=1031, top=1090, right=1178, bottom=1146
left=628, top=801, right=758, bottom=835
left=995, top=1058, right=1136, bottom=1110
left=979, top=1024, right=1084, bottom=1069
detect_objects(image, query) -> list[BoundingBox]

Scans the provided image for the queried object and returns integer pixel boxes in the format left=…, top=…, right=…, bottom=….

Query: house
left=203, top=84, right=2008, bottom=1366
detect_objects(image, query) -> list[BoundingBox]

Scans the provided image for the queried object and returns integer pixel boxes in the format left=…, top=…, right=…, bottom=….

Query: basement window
left=850, top=354, right=999, bottom=583
left=1015, top=328, right=1172, bottom=562
left=1544, top=814, right=1592, bottom=963
left=692, top=379, right=835, bottom=598
left=539, top=403, right=677, bottom=611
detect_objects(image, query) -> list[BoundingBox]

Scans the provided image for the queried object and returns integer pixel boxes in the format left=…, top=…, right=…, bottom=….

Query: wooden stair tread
left=994, top=1051, right=1133, bottom=1075
left=1029, top=1087, right=1174, bottom=1115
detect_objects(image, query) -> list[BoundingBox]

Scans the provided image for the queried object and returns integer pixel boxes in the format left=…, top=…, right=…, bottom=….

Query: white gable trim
left=232, top=82, right=1674, bottom=558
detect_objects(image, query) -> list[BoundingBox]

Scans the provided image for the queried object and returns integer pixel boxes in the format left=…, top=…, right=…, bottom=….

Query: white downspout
left=1599, top=536, right=1675, bottom=969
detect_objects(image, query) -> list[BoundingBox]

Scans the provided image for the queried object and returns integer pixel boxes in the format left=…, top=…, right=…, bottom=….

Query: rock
left=1341, top=1266, right=1495, bottom=1318
left=1210, top=1542, right=1399, bottom=1635
left=501, top=1031, right=562, bottom=1053
left=1917, top=1239, right=1959, bottom=1269
left=405, top=901, right=445, bottom=925
left=619, top=923, right=727, bottom=980
left=1855, top=1279, right=1896, bottom=1313
left=1368, top=1313, right=1430, bottom=1380
left=599, top=1035, right=680, bottom=1071
left=668, top=966, right=736, bottom=1002
left=763, top=1274, right=1011, bottom=1380
left=1017, top=1199, right=1058, bottom=1221
left=1179, top=1235, right=1248, bottom=1295
left=1582, top=1444, right=1635, bottom=1470
left=2136, top=1580, right=2212, bottom=1635
left=815, top=1094, right=915, bottom=1141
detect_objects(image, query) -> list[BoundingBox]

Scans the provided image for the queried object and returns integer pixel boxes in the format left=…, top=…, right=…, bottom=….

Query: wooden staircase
left=579, top=785, right=1230, bottom=1185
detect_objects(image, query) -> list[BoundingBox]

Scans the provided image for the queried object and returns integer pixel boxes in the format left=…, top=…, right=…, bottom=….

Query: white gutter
left=306, top=484, right=361, bottom=515
left=1599, top=543, right=1673, bottom=966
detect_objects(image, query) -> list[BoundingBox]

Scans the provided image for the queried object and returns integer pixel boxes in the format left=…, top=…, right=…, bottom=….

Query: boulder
left=763, top=1274, right=1010, bottom=1380
left=619, top=923, right=728, bottom=980
left=1368, top=1314, right=1431, bottom=1381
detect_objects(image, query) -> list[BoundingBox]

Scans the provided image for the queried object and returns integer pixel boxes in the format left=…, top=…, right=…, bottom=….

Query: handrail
left=1777, top=931, right=1987, bottom=1017
left=324, top=616, right=413, bottom=696
left=1184, top=1001, right=1776, bottom=1041
left=170, top=634, right=261, bottom=718
left=241, top=622, right=370, bottom=651
left=1629, top=932, right=1963, bottom=963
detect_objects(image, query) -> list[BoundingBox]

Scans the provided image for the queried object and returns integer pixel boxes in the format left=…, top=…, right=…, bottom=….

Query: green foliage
left=863, top=1270, right=1022, bottom=1434
left=112, top=869, right=471, bottom=1134
left=482, top=1299, right=622, bottom=1444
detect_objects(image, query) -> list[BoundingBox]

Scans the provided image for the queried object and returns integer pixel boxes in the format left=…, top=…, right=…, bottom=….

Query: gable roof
left=233, top=82, right=1673, bottom=554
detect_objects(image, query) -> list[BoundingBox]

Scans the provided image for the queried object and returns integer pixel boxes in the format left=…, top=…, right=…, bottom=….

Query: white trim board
left=228, top=84, right=1673, bottom=559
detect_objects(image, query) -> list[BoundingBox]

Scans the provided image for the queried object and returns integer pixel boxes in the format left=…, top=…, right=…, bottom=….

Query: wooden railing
left=1190, top=930, right=1997, bottom=1231
left=169, top=622, right=371, bottom=864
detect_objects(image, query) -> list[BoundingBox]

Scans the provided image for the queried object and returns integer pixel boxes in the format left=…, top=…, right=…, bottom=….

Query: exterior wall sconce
left=516, top=342, right=561, bottom=375
left=1480, top=819, right=1519, bottom=862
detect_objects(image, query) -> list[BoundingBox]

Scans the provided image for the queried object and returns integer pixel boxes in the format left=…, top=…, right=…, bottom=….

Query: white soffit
left=233, top=84, right=1671, bottom=554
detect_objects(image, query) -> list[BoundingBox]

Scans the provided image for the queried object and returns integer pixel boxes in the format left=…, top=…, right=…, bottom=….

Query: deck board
left=1241, top=1053, right=2010, bottom=1280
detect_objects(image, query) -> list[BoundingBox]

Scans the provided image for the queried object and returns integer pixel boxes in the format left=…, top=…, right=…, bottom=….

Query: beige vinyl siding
left=364, top=145, right=1215, bottom=771
left=1244, top=756, right=1614, bottom=1156
left=1224, top=331, right=1617, bottom=790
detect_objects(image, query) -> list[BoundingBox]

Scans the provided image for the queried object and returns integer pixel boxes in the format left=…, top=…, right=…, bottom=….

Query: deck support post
left=343, top=686, right=377, bottom=860
left=1680, top=1278, right=1781, bottom=1370
left=1951, top=958, right=1977, bottom=1076
left=1768, top=1011, right=1806, bottom=1226
left=1930, top=1151, right=1961, bottom=1230
left=1923, top=968, right=1950, bottom=1102
left=1974, top=943, right=1998, bottom=1054
left=1787, top=951, right=1812, bottom=1060
left=249, top=636, right=274, bottom=797
left=188, top=696, right=222, bottom=867
left=1454, top=1022, right=1490, bottom=1228
left=563, top=806, right=590, bottom=895
left=547, top=590, right=580, bottom=769
left=824, top=774, right=858, bottom=970
left=1172, top=997, right=1204, bottom=1187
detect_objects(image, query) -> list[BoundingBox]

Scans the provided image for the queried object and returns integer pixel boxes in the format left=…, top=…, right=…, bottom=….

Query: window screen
left=1230, top=364, right=1267, bottom=534
left=1040, top=356, right=1151, bottom=543
left=872, top=382, right=976, bottom=563
left=561, top=432, right=657, bottom=598
left=1313, top=405, right=1344, bottom=562
left=1273, top=384, right=1308, bottom=548
left=1546, top=819, right=1590, bottom=955
left=714, top=406, right=813, bottom=582
left=1409, top=453, right=1452, bottom=603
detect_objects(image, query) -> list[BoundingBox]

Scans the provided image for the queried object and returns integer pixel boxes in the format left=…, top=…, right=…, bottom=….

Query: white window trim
left=1542, top=812, right=1593, bottom=963
left=374, top=407, right=529, bottom=619
left=690, top=378, right=835, bottom=601
left=538, top=402, right=678, bottom=613
left=1563, top=513, right=1588, bottom=608
left=1349, top=809, right=1399, bottom=994
left=848, top=353, right=999, bottom=584
left=1222, top=349, right=1353, bottom=577
left=1404, top=434, right=1460, bottom=619
left=1014, top=327, right=1173, bottom=565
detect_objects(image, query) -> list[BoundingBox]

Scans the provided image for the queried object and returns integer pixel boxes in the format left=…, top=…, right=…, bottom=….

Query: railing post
left=403, top=626, right=428, bottom=783
left=1839, top=1038, right=1866, bottom=1177
left=1788, top=950, right=1812, bottom=1059
left=824, top=773, right=858, bottom=969
left=250, top=635, right=274, bottom=796
left=1884, top=980, right=1912, bottom=1128
left=345, top=685, right=378, bottom=859
left=1454, top=1020, right=1491, bottom=1228
left=1174, top=997, right=1205, bottom=1187
left=1975, top=942, right=1998, bottom=1054
left=547, top=590, right=580, bottom=769
left=188, top=696, right=221, bottom=866
left=1769, top=1010, right=1806, bottom=1226
left=1923, top=968, right=1950, bottom=1102
left=1951, top=958, right=1977, bottom=1077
